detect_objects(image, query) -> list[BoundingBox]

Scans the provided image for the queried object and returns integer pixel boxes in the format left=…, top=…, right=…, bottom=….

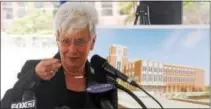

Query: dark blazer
left=1, top=53, right=118, bottom=109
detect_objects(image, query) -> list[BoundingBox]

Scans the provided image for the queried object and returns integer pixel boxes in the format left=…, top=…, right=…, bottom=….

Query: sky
left=90, top=26, right=210, bottom=86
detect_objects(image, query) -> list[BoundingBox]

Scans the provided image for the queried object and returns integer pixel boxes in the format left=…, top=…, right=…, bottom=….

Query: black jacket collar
left=49, top=52, right=98, bottom=108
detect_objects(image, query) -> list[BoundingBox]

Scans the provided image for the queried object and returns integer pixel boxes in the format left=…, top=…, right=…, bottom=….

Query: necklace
left=73, top=75, right=84, bottom=79
left=64, top=71, right=85, bottom=79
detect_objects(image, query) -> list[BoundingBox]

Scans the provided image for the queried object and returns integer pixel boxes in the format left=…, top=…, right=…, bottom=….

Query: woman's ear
left=56, top=41, right=59, bottom=48
left=90, top=36, right=96, bottom=50
left=56, top=36, right=61, bottom=49
left=55, top=32, right=59, bottom=46
left=56, top=37, right=59, bottom=46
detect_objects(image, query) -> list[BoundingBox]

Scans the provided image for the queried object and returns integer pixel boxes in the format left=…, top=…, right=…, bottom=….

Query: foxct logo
left=11, top=100, right=36, bottom=109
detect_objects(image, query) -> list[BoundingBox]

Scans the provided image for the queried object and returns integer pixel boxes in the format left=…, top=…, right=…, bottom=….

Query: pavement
left=118, top=91, right=210, bottom=108
left=171, top=98, right=210, bottom=106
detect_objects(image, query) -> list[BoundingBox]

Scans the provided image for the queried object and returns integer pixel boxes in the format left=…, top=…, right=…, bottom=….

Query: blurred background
left=1, top=1, right=210, bottom=108
left=1, top=1, right=210, bottom=34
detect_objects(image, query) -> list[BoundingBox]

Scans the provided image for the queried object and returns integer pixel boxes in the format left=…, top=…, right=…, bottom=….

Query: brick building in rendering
left=107, top=44, right=205, bottom=92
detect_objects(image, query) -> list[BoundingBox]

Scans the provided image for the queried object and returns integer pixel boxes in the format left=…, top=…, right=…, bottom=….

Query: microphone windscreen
left=89, top=55, right=108, bottom=84
left=22, top=91, right=35, bottom=101
left=91, top=55, right=107, bottom=68
left=87, top=83, right=115, bottom=93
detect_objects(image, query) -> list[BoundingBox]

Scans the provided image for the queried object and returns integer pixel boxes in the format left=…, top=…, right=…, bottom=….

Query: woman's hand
left=35, top=58, right=62, bottom=80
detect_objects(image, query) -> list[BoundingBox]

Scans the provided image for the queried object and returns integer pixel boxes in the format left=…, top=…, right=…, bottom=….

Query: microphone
left=22, top=91, right=36, bottom=102
left=11, top=91, right=36, bottom=109
left=87, top=68, right=148, bottom=109
left=91, top=54, right=164, bottom=109
left=91, top=54, right=139, bottom=88
left=86, top=65, right=116, bottom=109
left=55, top=106, right=70, bottom=109
left=86, top=83, right=115, bottom=109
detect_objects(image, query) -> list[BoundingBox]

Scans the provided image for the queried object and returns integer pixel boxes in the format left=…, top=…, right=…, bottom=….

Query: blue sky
left=89, top=27, right=210, bottom=85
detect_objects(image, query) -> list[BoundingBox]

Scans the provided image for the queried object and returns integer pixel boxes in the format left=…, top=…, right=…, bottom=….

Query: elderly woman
left=1, top=2, right=118, bottom=109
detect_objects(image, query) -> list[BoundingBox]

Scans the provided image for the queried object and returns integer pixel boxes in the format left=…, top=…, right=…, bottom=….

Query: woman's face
left=57, top=26, right=95, bottom=70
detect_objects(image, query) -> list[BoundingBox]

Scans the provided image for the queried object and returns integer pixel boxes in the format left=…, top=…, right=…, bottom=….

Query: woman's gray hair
left=54, top=2, right=99, bottom=37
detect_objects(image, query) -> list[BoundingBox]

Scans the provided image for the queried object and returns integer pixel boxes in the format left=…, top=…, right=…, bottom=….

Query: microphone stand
left=100, top=98, right=114, bottom=109
left=115, top=83, right=147, bottom=109
left=134, top=1, right=151, bottom=25
left=128, top=81, right=164, bottom=109
left=106, top=67, right=164, bottom=109
left=107, top=77, right=147, bottom=109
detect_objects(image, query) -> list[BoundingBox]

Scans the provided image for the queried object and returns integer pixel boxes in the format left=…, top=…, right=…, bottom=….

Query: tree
left=183, top=1, right=195, bottom=9
left=118, top=2, right=137, bottom=25
left=183, top=2, right=210, bottom=24
left=6, top=8, right=54, bottom=35
left=204, top=86, right=210, bottom=92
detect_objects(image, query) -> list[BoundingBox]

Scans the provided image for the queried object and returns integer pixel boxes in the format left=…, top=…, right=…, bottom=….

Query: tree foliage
left=204, top=86, right=210, bottom=92
left=118, top=2, right=137, bottom=25
left=7, top=8, right=54, bottom=35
